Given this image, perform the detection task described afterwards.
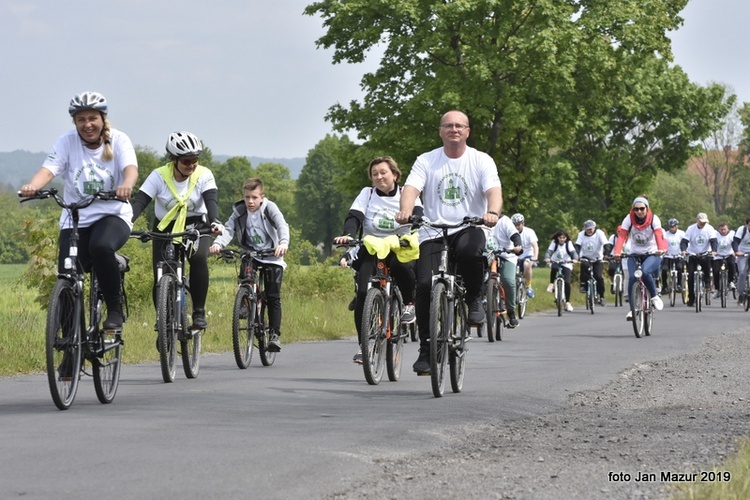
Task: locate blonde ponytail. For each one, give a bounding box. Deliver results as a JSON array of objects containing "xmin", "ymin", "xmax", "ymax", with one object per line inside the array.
[{"xmin": 102, "ymin": 117, "xmax": 113, "ymax": 161}]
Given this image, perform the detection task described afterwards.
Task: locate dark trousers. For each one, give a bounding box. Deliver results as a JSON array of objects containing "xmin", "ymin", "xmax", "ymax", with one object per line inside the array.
[
  {"xmin": 415, "ymin": 227, "xmax": 486, "ymax": 346},
  {"xmin": 712, "ymin": 255, "xmax": 736, "ymax": 289},
  {"xmin": 58, "ymin": 216, "xmax": 130, "ymax": 309},
  {"xmin": 580, "ymin": 260, "xmax": 604, "ymax": 297}
]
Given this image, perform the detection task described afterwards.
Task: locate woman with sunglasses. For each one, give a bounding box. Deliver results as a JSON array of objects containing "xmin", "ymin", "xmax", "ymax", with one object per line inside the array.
[
  {"xmin": 612, "ymin": 195, "xmax": 668, "ymax": 320},
  {"xmin": 131, "ymin": 131, "xmax": 222, "ymax": 330}
]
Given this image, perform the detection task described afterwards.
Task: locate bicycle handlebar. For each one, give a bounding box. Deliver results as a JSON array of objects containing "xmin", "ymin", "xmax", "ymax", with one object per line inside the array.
[
  {"xmin": 19, "ymin": 188, "xmax": 123, "ymax": 209},
  {"xmin": 131, "ymin": 227, "xmax": 212, "ymax": 243},
  {"xmin": 408, "ymin": 215, "xmax": 484, "ymax": 229},
  {"xmin": 218, "ymin": 247, "xmax": 277, "ymax": 261}
]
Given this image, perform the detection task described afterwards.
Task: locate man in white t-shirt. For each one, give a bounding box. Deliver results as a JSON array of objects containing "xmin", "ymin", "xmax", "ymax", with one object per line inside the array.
[
  {"xmin": 680, "ymin": 212, "xmax": 718, "ymax": 307},
  {"xmin": 511, "ymin": 213, "xmax": 538, "ymax": 298},
  {"xmin": 732, "ymin": 218, "xmax": 750, "ymax": 304},
  {"xmin": 660, "ymin": 218, "xmax": 686, "ymax": 294},
  {"xmin": 396, "ymin": 110, "xmax": 502, "ymax": 374}
]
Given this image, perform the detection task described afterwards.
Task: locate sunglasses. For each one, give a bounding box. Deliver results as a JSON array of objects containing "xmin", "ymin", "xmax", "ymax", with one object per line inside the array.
[{"xmin": 633, "ymin": 206, "xmax": 647, "ymax": 212}]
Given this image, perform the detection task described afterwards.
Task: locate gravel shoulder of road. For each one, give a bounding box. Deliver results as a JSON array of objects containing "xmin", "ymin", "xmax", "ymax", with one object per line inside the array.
[{"xmin": 327, "ymin": 328, "xmax": 750, "ymax": 499}]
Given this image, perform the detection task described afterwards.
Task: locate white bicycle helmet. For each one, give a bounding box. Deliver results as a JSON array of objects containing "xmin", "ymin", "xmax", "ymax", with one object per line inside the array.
[
  {"xmin": 166, "ymin": 131, "xmax": 203, "ymax": 157},
  {"xmin": 511, "ymin": 213, "xmax": 525, "ymax": 224},
  {"xmin": 68, "ymin": 91, "xmax": 108, "ymax": 116}
]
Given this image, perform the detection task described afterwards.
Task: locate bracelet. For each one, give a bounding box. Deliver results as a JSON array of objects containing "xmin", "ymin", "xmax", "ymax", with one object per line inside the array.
[{"xmin": 487, "ymin": 210, "xmax": 500, "ymax": 217}]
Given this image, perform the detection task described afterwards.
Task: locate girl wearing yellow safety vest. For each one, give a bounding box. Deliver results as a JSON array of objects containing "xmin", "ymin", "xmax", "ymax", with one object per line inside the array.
[{"xmin": 131, "ymin": 131, "xmax": 223, "ymax": 330}]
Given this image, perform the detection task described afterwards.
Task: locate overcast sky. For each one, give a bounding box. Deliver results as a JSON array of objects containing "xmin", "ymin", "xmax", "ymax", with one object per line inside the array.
[{"xmin": 1, "ymin": 0, "xmax": 747, "ymax": 159}]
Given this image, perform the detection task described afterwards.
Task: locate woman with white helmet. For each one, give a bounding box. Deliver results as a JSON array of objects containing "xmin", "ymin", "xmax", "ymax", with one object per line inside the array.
[
  {"xmin": 20, "ymin": 91, "xmax": 138, "ymax": 330},
  {"xmin": 131, "ymin": 131, "xmax": 222, "ymax": 330}
]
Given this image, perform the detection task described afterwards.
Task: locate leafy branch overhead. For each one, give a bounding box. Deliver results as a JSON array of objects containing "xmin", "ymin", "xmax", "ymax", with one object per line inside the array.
[{"xmin": 305, "ymin": 0, "xmax": 730, "ymax": 232}]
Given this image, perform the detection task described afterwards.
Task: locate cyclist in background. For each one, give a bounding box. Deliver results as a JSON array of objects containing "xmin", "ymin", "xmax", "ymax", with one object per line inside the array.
[
  {"xmin": 660, "ymin": 218, "xmax": 685, "ymax": 295},
  {"xmin": 732, "ymin": 217, "xmax": 750, "ymax": 305},
  {"xmin": 395, "ymin": 110, "xmax": 502, "ymax": 374},
  {"xmin": 544, "ymin": 229, "xmax": 578, "ymax": 312},
  {"xmin": 487, "ymin": 215, "xmax": 523, "ymax": 328},
  {"xmin": 613, "ymin": 196, "xmax": 667, "ymax": 320},
  {"xmin": 680, "ymin": 212, "xmax": 717, "ymax": 308},
  {"xmin": 574, "ymin": 220, "xmax": 611, "ymax": 306},
  {"xmin": 210, "ymin": 178, "xmax": 290, "ymax": 352},
  {"xmin": 607, "ymin": 226, "xmax": 630, "ymax": 297},
  {"xmin": 711, "ymin": 222, "xmax": 736, "ymax": 298},
  {"xmin": 131, "ymin": 132, "xmax": 221, "ymax": 330},
  {"xmin": 511, "ymin": 213, "xmax": 539, "ymax": 298},
  {"xmin": 333, "ymin": 156, "xmax": 423, "ymax": 363},
  {"xmin": 20, "ymin": 91, "xmax": 137, "ymax": 330}
]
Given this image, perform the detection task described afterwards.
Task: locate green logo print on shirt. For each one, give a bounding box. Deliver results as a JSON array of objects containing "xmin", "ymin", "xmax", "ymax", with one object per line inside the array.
[{"xmin": 438, "ymin": 173, "xmax": 468, "ymax": 207}]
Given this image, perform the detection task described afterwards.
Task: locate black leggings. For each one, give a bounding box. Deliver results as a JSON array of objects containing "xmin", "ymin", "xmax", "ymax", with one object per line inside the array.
[
  {"xmin": 415, "ymin": 227, "xmax": 486, "ymax": 346},
  {"xmin": 150, "ymin": 229, "xmax": 211, "ymax": 311},
  {"xmin": 58, "ymin": 216, "xmax": 130, "ymax": 309}
]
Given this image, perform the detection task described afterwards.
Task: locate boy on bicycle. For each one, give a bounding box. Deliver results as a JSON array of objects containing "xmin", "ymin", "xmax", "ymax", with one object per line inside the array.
[{"xmin": 210, "ymin": 178, "xmax": 290, "ymax": 352}]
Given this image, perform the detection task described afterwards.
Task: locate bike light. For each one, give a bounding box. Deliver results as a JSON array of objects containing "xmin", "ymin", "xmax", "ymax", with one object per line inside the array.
[{"xmin": 634, "ymin": 269, "xmax": 643, "ymax": 279}]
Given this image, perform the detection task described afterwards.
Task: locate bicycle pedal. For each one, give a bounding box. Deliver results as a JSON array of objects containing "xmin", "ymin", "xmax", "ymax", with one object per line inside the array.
[{"xmin": 415, "ymin": 370, "xmax": 430, "ymax": 376}]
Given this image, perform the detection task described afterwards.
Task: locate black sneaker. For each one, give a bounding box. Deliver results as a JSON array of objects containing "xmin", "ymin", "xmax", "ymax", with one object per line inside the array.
[
  {"xmin": 347, "ymin": 296, "xmax": 356, "ymax": 311},
  {"xmin": 267, "ymin": 333, "xmax": 282, "ymax": 352},
  {"xmin": 103, "ymin": 308, "xmax": 123, "ymax": 330},
  {"xmin": 352, "ymin": 348, "xmax": 363, "ymax": 364},
  {"xmin": 468, "ymin": 297, "xmax": 485, "ymax": 324},
  {"xmin": 579, "ymin": 285, "xmax": 586, "ymax": 293},
  {"xmin": 598, "ymin": 297, "xmax": 606, "ymax": 306},
  {"xmin": 192, "ymin": 309, "xmax": 207, "ymax": 329},
  {"xmin": 412, "ymin": 349, "xmax": 430, "ymax": 374},
  {"xmin": 507, "ymin": 310, "xmax": 519, "ymax": 329},
  {"xmin": 58, "ymin": 353, "xmax": 75, "ymax": 381}
]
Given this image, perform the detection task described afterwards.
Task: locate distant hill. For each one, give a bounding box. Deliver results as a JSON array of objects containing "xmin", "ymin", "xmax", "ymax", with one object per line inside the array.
[{"xmin": 0, "ymin": 151, "xmax": 304, "ymax": 189}]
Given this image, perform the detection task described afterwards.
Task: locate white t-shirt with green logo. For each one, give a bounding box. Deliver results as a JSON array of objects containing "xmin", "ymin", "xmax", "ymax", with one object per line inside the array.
[
  {"xmin": 406, "ymin": 146, "xmax": 501, "ymax": 242},
  {"xmin": 350, "ymin": 187, "xmax": 420, "ymax": 238},
  {"xmin": 42, "ymin": 128, "xmax": 136, "ymax": 229}
]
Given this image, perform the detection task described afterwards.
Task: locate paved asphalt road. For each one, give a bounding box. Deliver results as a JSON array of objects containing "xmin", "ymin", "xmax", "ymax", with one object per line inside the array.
[{"xmin": 2, "ymin": 295, "xmax": 747, "ymax": 499}]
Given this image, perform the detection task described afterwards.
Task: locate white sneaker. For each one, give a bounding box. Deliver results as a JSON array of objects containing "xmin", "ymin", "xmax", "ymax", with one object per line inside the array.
[
  {"xmin": 730, "ymin": 282, "xmax": 736, "ymax": 290},
  {"xmin": 626, "ymin": 310, "xmax": 633, "ymax": 321},
  {"xmin": 651, "ymin": 295, "xmax": 664, "ymax": 311},
  {"xmin": 401, "ymin": 304, "xmax": 416, "ymax": 324},
  {"xmin": 546, "ymin": 283, "xmax": 554, "ymax": 293},
  {"xmin": 565, "ymin": 303, "xmax": 573, "ymax": 312}
]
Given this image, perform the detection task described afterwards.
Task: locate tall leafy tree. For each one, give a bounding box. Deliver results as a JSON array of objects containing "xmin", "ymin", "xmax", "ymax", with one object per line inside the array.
[
  {"xmin": 304, "ymin": 0, "xmax": 709, "ymax": 220},
  {"xmin": 295, "ymin": 134, "xmax": 352, "ymax": 254}
]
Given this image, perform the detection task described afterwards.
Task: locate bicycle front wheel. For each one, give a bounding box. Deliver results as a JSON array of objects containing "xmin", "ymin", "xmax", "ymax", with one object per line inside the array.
[
  {"xmin": 555, "ymin": 279, "xmax": 564, "ymax": 317},
  {"xmin": 386, "ymin": 294, "xmax": 403, "ymax": 382},
  {"xmin": 669, "ymin": 273, "xmax": 677, "ymax": 307},
  {"xmin": 516, "ymin": 279, "xmax": 527, "ymax": 320},
  {"xmin": 720, "ymin": 271, "xmax": 728, "ymax": 309},
  {"xmin": 156, "ymin": 275, "xmax": 178, "ymax": 383},
  {"xmin": 180, "ymin": 286, "xmax": 201, "ymax": 379},
  {"xmin": 429, "ymin": 282, "xmax": 449, "ymax": 397},
  {"xmin": 46, "ymin": 279, "xmax": 82, "ymax": 410},
  {"xmin": 587, "ymin": 281, "xmax": 595, "ymax": 314},
  {"xmin": 631, "ymin": 282, "xmax": 645, "ymax": 338},
  {"xmin": 92, "ymin": 326, "xmax": 122, "ymax": 404},
  {"xmin": 485, "ymin": 279, "xmax": 497, "ymax": 343},
  {"xmin": 257, "ymin": 302, "xmax": 276, "ymax": 367},
  {"xmin": 360, "ymin": 288, "xmax": 387, "ymax": 385},
  {"xmin": 232, "ymin": 286, "xmax": 255, "ymax": 369},
  {"xmin": 449, "ymin": 297, "xmax": 468, "ymax": 393}
]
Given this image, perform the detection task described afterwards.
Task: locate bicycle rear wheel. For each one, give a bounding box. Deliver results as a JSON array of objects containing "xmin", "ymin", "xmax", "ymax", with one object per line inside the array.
[
  {"xmin": 386, "ymin": 295, "xmax": 404, "ymax": 382},
  {"xmin": 232, "ymin": 286, "xmax": 255, "ymax": 369},
  {"xmin": 360, "ymin": 288, "xmax": 387, "ymax": 385},
  {"xmin": 429, "ymin": 282, "xmax": 449, "ymax": 397},
  {"xmin": 631, "ymin": 282, "xmax": 645, "ymax": 338},
  {"xmin": 485, "ymin": 279, "xmax": 498, "ymax": 343},
  {"xmin": 156, "ymin": 275, "xmax": 178, "ymax": 383},
  {"xmin": 257, "ymin": 302, "xmax": 276, "ymax": 367},
  {"xmin": 46, "ymin": 279, "xmax": 82, "ymax": 410},
  {"xmin": 92, "ymin": 330, "xmax": 123, "ymax": 404},
  {"xmin": 516, "ymin": 278, "xmax": 527, "ymax": 319},
  {"xmin": 180, "ymin": 286, "xmax": 201, "ymax": 379},
  {"xmin": 449, "ymin": 298, "xmax": 468, "ymax": 393}
]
